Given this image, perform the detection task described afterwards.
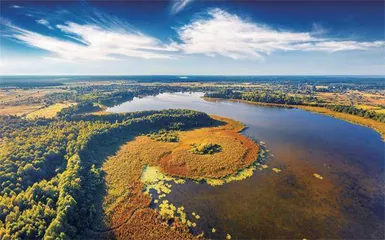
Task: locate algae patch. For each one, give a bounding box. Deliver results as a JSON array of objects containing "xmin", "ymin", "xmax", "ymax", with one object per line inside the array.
[
  {"xmin": 313, "ymin": 173, "xmax": 324, "ymax": 180},
  {"xmin": 141, "ymin": 165, "xmax": 185, "ymax": 195}
]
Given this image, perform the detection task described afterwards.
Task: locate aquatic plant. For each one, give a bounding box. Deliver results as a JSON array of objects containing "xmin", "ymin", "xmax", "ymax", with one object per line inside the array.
[
  {"xmin": 141, "ymin": 166, "xmax": 185, "ymax": 195},
  {"xmin": 313, "ymin": 173, "xmax": 324, "ymax": 180}
]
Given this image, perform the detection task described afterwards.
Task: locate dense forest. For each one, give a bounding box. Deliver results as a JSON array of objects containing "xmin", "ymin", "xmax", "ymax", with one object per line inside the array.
[{"xmin": 0, "ymin": 109, "xmax": 216, "ymax": 239}]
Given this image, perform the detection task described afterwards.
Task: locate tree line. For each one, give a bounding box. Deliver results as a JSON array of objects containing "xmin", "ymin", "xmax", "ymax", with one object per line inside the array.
[
  {"xmin": 0, "ymin": 109, "xmax": 215, "ymax": 239},
  {"xmin": 205, "ymin": 89, "xmax": 320, "ymax": 105},
  {"xmin": 327, "ymin": 105, "xmax": 385, "ymax": 123}
]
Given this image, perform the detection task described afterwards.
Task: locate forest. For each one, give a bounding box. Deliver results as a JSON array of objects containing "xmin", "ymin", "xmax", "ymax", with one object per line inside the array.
[{"xmin": 0, "ymin": 109, "xmax": 216, "ymax": 239}]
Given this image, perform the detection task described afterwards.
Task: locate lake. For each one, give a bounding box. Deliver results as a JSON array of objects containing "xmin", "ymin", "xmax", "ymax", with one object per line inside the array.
[{"xmin": 107, "ymin": 92, "xmax": 385, "ymax": 239}]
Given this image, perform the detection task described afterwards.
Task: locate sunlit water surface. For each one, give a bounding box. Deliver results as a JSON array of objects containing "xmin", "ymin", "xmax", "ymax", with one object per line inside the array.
[{"xmin": 108, "ymin": 92, "xmax": 385, "ymax": 239}]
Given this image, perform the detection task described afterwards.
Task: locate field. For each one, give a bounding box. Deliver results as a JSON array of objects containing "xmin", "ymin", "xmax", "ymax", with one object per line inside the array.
[
  {"xmin": 91, "ymin": 116, "xmax": 259, "ymax": 239},
  {"xmin": 26, "ymin": 102, "xmax": 76, "ymax": 119},
  {"xmin": 0, "ymin": 88, "xmax": 67, "ymax": 105},
  {"xmin": 0, "ymin": 104, "xmax": 42, "ymax": 116},
  {"xmin": 316, "ymin": 90, "xmax": 385, "ymax": 106}
]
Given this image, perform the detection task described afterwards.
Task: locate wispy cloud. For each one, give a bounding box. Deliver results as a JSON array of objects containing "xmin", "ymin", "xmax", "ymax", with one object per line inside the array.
[
  {"xmin": 36, "ymin": 19, "xmax": 53, "ymax": 29},
  {"xmin": 176, "ymin": 9, "xmax": 385, "ymax": 59},
  {"xmin": 2, "ymin": 20, "xmax": 178, "ymax": 61},
  {"xmin": 171, "ymin": 0, "xmax": 193, "ymax": 14},
  {"xmin": 2, "ymin": 7, "xmax": 384, "ymax": 62}
]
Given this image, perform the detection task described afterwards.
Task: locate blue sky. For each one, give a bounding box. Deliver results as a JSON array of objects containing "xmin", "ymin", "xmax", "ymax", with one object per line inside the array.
[{"xmin": 0, "ymin": 0, "xmax": 384, "ymax": 75}]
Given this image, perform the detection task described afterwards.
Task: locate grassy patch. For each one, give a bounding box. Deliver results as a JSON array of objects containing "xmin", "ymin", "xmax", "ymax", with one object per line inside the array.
[
  {"xmin": 191, "ymin": 143, "xmax": 222, "ymax": 155},
  {"xmin": 26, "ymin": 102, "xmax": 76, "ymax": 119},
  {"xmin": 0, "ymin": 105, "xmax": 42, "ymax": 116}
]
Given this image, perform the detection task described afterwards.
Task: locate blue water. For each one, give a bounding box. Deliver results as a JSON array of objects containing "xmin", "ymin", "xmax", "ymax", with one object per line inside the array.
[{"xmin": 108, "ymin": 92, "xmax": 385, "ymax": 239}]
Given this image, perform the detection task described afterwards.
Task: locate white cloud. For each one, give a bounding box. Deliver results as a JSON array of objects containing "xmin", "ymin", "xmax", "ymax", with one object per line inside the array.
[
  {"xmin": 177, "ymin": 9, "xmax": 385, "ymax": 59},
  {"xmin": 171, "ymin": 0, "xmax": 193, "ymax": 14},
  {"xmin": 3, "ymin": 21, "xmax": 178, "ymax": 61},
  {"xmin": 2, "ymin": 7, "xmax": 384, "ymax": 63},
  {"xmin": 10, "ymin": 5, "xmax": 22, "ymax": 9},
  {"xmin": 36, "ymin": 19, "xmax": 53, "ymax": 29}
]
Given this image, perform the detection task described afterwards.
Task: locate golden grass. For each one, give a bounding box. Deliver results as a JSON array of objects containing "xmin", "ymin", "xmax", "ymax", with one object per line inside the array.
[
  {"xmin": 26, "ymin": 102, "xmax": 76, "ymax": 119},
  {"xmin": 158, "ymin": 116, "xmax": 258, "ymax": 179},
  {"xmin": 95, "ymin": 116, "xmax": 259, "ymax": 239},
  {"xmin": 0, "ymin": 105, "xmax": 42, "ymax": 116}
]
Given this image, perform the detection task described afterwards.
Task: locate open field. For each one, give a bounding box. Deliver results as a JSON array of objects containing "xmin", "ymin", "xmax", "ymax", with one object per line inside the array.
[
  {"xmin": 0, "ymin": 88, "xmax": 67, "ymax": 105},
  {"xmin": 316, "ymin": 90, "xmax": 385, "ymax": 106},
  {"xmin": 26, "ymin": 102, "xmax": 76, "ymax": 119},
  {"xmin": 0, "ymin": 104, "xmax": 42, "ymax": 116},
  {"xmin": 94, "ymin": 116, "xmax": 259, "ymax": 239}
]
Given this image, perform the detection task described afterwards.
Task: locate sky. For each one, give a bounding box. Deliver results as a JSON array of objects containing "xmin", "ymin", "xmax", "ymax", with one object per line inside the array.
[{"xmin": 0, "ymin": 0, "xmax": 384, "ymax": 75}]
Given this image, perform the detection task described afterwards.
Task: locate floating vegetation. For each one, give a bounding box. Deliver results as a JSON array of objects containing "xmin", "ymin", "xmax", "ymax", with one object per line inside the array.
[
  {"xmin": 313, "ymin": 173, "xmax": 324, "ymax": 180},
  {"xmin": 206, "ymin": 166, "xmax": 255, "ymax": 186},
  {"xmin": 191, "ymin": 143, "xmax": 222, "ymax": 155},
  {"xmin": 177, "ymin": 206, "xmax": 187, "ymax": 224},
  {"xmin": 141, "ymin": 166, "xmax": 185, "ymax": 195},
  {"xmin": 272, "ymin": 168, "xmax": 281, "ymax": 173},
  {"xmin": 159, "ymin": 200, "xmax": 176, "ymax": 219}
]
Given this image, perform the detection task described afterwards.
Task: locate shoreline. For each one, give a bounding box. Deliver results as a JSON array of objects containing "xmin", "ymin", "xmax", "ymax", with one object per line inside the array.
[{"xmin": 204, "ymin": 97, "xmax": 385, "ymax": 140}]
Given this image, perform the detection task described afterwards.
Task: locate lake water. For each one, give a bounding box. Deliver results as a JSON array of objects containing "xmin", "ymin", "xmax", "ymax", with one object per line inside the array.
[{"xmin": 107, "ymin": 92, "xmax": 385, "ymax": 239}]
